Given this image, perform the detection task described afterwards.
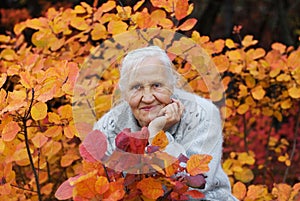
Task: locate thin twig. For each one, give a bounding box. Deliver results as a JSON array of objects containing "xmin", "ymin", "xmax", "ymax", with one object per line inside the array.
[
  {"xmin": 283, "ymin": 103, "xmax": 300, "ymax": 182},
  {"xmin": 11, "ymin": 184, "xmax": 38, "ymax": 193},
  {"xmin": 243, "ymin": 114, "xmax": 249, "ymax": 153},
  {"xmin": 263, "ymin": 118, "xmax": 274, "ymax": 183},
  {"xmin": 23, "ymin": 88, "xmax": 42, "ymax": 201}
]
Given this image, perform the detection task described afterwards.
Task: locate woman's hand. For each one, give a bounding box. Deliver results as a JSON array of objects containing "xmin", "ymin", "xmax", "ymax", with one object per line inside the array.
[{"xmin": 148, "ymin": 99, "xmax": 184, "ymax": 142}]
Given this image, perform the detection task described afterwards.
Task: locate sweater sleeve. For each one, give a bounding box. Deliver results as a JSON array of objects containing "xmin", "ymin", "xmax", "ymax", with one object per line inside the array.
[{"xmin": 177, "ymin": 96, "xmax": 238, "ymax": 201}]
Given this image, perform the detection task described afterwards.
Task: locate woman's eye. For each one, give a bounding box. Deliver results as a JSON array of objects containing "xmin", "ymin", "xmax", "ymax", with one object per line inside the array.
[
  {"xmin": 152, "ymin": 83, "xmax": 162, "ymax": 88},
  {"xmin": 131, "ymin": 84, "xmax": 142, "ymax": 90}
]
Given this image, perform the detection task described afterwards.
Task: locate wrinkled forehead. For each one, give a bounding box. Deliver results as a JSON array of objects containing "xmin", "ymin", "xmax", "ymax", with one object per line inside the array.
[{"xmin": 122, "ymin": 58, "xmax": 168, "ymax": 78}]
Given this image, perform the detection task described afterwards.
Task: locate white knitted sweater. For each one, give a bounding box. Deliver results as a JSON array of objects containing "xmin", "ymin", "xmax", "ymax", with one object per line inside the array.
[{"xmin": 93, "ymin": 89, "xmax": 238, "ymax": 201}]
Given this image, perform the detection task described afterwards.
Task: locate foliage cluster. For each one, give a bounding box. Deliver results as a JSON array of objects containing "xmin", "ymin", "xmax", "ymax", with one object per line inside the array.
[{"xmin": 0, "ymin": 0, "xmax": 300, "ymax": 200}]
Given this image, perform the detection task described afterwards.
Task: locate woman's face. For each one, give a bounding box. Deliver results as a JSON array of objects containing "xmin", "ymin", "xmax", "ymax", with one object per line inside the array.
[{"xmin": 124, "ymin": 58, "xmax": 173, "ymax": 127}]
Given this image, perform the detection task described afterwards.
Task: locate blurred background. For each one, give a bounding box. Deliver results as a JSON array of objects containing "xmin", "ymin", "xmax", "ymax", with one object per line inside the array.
[{"xmin": 1, "ymin": 0, "xmax": 299, "ymax": 48}]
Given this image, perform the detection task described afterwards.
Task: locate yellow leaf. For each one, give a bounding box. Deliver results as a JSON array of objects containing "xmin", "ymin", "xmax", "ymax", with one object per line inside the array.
[
  {"xmin": 225, "ymin": 38, "xmax": 236, "ymax": 49},
  {"xmin": 288, "ymin": 86, "xmax": 300, "ymax": 99},
  {"xmin": 73, "ymin": 5, "xmax": 86, "ymax": 14},
  {"xmin": 0, "ymin": 139, "xmax": 5, "ymax": 153},
  {"xmin": 245, "ymin": 75, "xmax": 256, "ymax": 88},
  {"xmin": 272, "ymin": 183, "xmax": 292, "ymax": 201},
  {"xmin": 177, "ymin": 18, "xmax": 197, "ymax": 31},
  {"xmin": 19, "ymin": 71, "xmax": 33, "ymax": 88},
  {"xmin": 48, "ymin": 112, "xmax": 61, "ymax": 124},
  {"xmin": 31, "ymin": 102, "xmax": 48, "ymax": 121},
  {"xmin": 107, "ymin": 20, "xmax": 128, "ymax": 35},
  {"xmin": 270, "ymin": 68, "xmax": 281, "ymax": 78},
  {"xmin": 133, "ymin": 0, "xmax": 145, "ymax": 11},
  {"xmin": 251, "ymin": 85, "xmax": 265, "ymax": 100},
  {"xmin": 234, "ymin": 167, "xmax": 254, "ymax": 183},
  {"xmin": 0, "ymin": 73, "xmax": 7, "ymax": 88},
  {"xmin": 91, "ymin": 23, "xmax": 107, "ymax": 41},
  {"xmin": 31, "ymin": 133, "xmax": 48, "ymax": 148},
  {"xmin": 237, "ymin": 152, "xmax": 255, "ymax": 165},
  {"xmin": 100, "ymin": 0, "xmax": 116, "ymax": 12},
  {"xmin": 14, "ymin": 22, "xmax": 27, "ymax": 35},
  {"xmin": 0, "ymin": 49, "xmax": 18, "ymax": 61},
  {"xmin": 0, "ymin": 35, "xmax": 10, "ymax": 43},
  {"xmin": 2, "ymin": 121, "xmax": 21, "ymax": 142},
  {"xmin": 227, "ymin": 49, "xmax": 243, "ymax": 61},
  {"xmin": 242, "ymin": 35, "xmax": 258, "ymax": 48},
  {"xmin": 237, "ymin": 103, "xmax": 249, "ymax": 115},
  {"xmin": 280, "ymin": 98, "xmax": 292, "ymax": 109}
]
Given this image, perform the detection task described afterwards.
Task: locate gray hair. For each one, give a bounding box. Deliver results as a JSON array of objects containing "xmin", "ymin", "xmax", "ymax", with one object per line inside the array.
[{"xmin": 118, "ymin": 46, "xmax": 177, "ymax": 93}]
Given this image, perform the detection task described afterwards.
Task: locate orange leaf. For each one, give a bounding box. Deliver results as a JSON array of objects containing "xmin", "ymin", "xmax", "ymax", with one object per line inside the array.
[
  {"xmin": 70, "ymin": 17, "xmax": 89, "ymax": 31},
  {"xmin": 213, "ymin": 55, "xmax": 229, "ymax": 73},
  {"xmin": 31, "ymin": 102, "xmax": 48, "ymax": 121},
  {"xmin": 251, "ymin": 85, "xmax": 265, "ymax": 100},
  {"xmin": 233, "ymin": 181, "xmax": 247, "ymax": 200},
  {"xmin": 175, "ymin": 0, "xmax": 189, "ymax": 20},
  {"xmin": 137, "ymin": 177, "xmax": 164, "ymax": 200},
  {"xmin": 31, "ymin": 133, "xmax": 48, "ymax": 148},
  {"xmin": 177, "ymin": 18, "xmax": 197, "ymax": 31},
  {"xmin": 63, "ymin": 124, "xmax": 77, "ymax": 138},
  {"xmin": 2, "ymin": 121, "xmax": 21, "ymax": 142},
  {"xmin": 186, "ymin": 154, "xmax": 212, "ymax": 176},
  {"xmin": 58, "ymin": 104, "xmax": 73, "ymax": 119},
  {"xmin": 20, "ymin": 71, "xmax": 33, "ymax": 88},
  {"xmin": 271, "ymin": 42, "xmax": 286, "ymax": 54},
  {"xmin": 107, "ymin": 20, "xmax": 128, "ymax": 35},
  {"xmin": 60, "ymin": 153, "xmax": 80, "ymax": 167},
  {"xmin": 95, "ymin": 176, "xmax": 109, "ymax": 194},
  {"xmin": 44, "ymin": 126, "xmax": 62, "ymax": 138},
  {"xmin": 151, "ymin": 130, "xmax": 169, "ymax": 149},
  {"xmin": 272, "ymin": 183, "xmax": 292, "ymax": 201},
  {"xmin": 237, "ymin": 103, "xmax": 249, "ymax": 115}
]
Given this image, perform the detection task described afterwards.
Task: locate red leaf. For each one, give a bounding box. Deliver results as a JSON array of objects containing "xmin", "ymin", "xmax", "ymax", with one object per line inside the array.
[
  {"xmin": 55, "ymin": 178, "xmax": 76, "ymax": 200},
  {"xmin": 177, "ymin": 18, "xmax": 197, "ymax": 31},
  {"xmin": 183, "ymin": 190, "xmax": 205, "ymax": 199},
  {"xmin": 82, "ymin": 130, "xmax": 107, "ymax": 161},
  {"xmin": 185, "ymin": 174, "xmax": 206, "ymax": 189},
  {"xmin": 115, "ymin": 127, "xmax": 149, "ymax": 154},
  {"xmin": 79, "ymin": 144, "xmax": 97, "ymax": 162}
]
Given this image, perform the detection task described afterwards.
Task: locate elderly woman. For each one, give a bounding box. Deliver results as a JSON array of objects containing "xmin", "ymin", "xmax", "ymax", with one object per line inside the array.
[{"xmin": 93, "ymin": 46, "xmax": 238, "ymax": 200}]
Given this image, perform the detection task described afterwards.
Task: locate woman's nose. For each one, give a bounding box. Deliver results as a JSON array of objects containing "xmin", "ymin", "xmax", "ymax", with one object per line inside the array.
[{"xmin": 141, "ymin": 88, "xmax": 155, "ymax": 102}]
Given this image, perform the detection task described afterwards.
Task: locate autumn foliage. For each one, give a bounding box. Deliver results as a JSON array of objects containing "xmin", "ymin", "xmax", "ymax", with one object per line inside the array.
[{"xmin": 0, "ymin": 0, "xmax": 300, "ymax": 200}]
